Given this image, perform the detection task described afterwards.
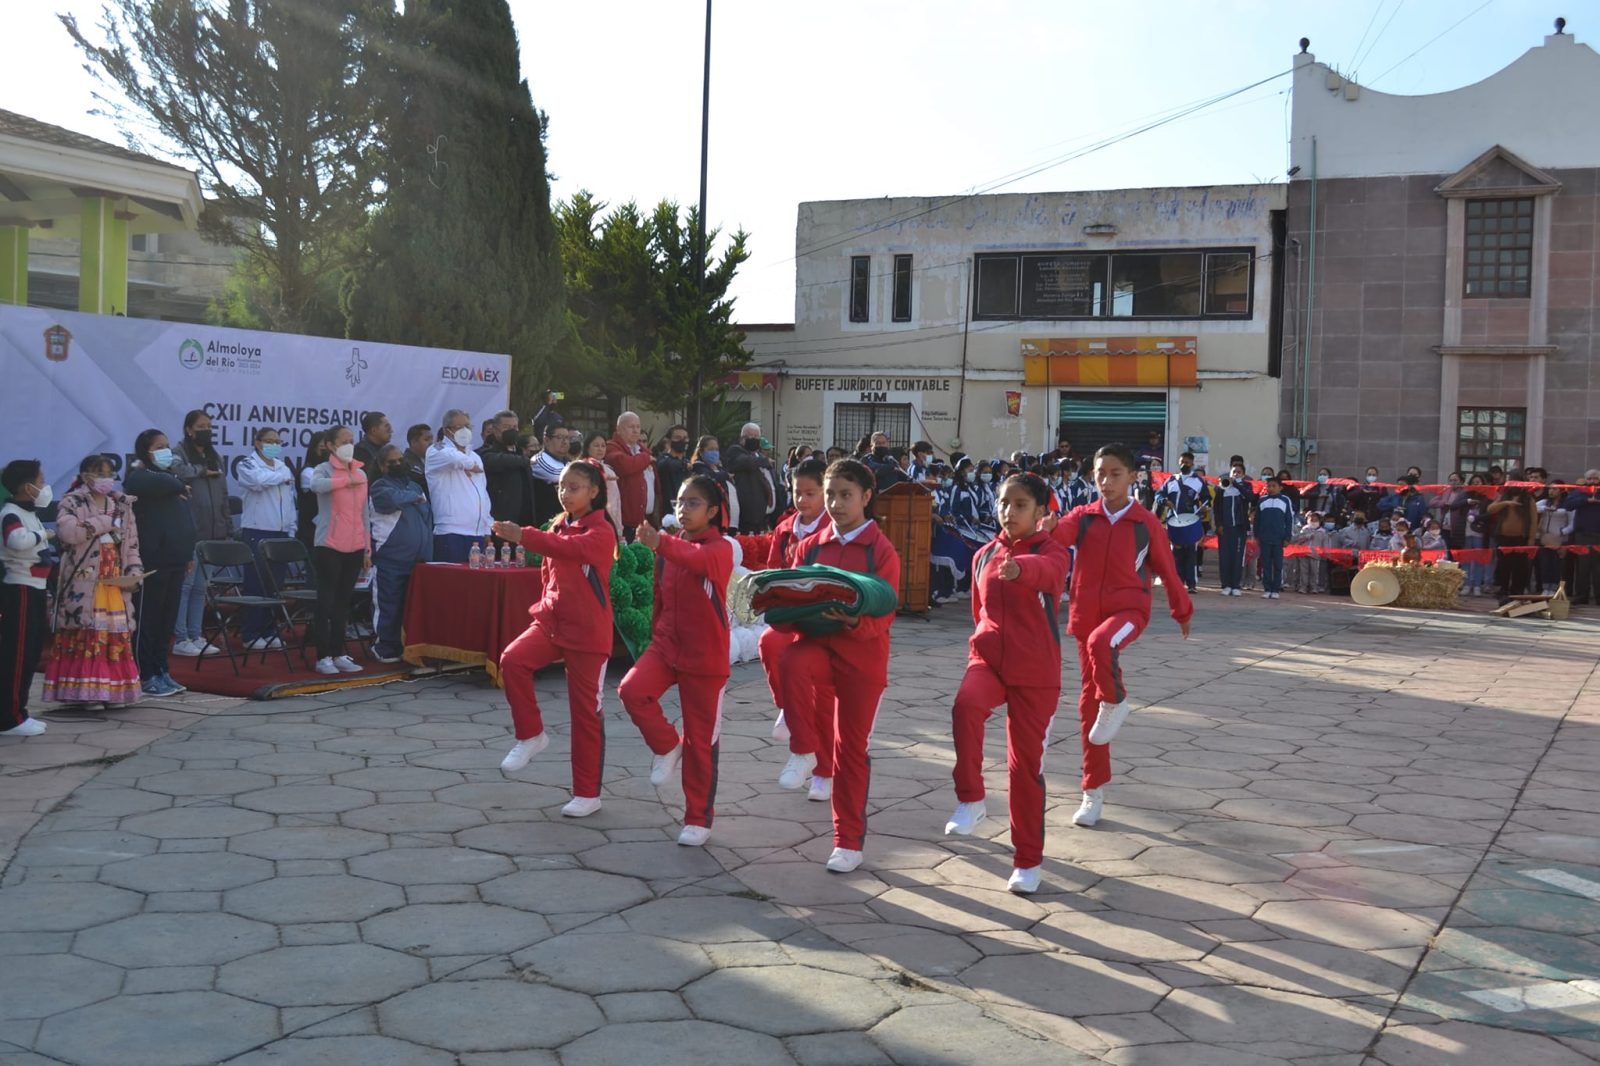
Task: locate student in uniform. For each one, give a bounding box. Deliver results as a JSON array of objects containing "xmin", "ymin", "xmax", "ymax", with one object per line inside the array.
[
  {"xmin": 1156, "ymin": 451, "xmax": 1207, "ymax": 593},
  {"xmin": 758, "ymin": 459, "xmax": 837, "ymax": 800},
  {"xmin": 1, "ymin": 461, "xmax": 55, "ymax": 736},
  {"xmin": 620, "ymin": 476, "xmax": 735, "ymax": 845},
  {"xmin": 1213, "ymin": 461, "xmax": 1256, "ymax": 596},
  {"xmin": 945, "ymin": 472, "xmax": 1071, "ymax": 894},
  {"xmin": 491, "ymin": 462, "xmax": 618, "ymax": 817},
  {"xmin": 1047, "ymin": 444, "xmax": 1192, "ymax": 829},
  {"xmin": 1254, "ymin": 476, "xmax": 1296, "ymax": 599},
  {"xmin": 777, "ymin": 459, "xmax": 901, "ymax": 873}
]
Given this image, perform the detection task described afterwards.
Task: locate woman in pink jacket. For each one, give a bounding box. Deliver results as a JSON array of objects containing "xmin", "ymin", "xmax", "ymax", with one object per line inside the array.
[{"xmin": 310, "ymin": 425, "xmax": 371, "ymax": 675}]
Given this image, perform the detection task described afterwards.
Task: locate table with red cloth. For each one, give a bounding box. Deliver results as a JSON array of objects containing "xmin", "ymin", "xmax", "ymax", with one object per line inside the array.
[{"xmin": 401, "ymin": 563, "xmax": 544, "ymax": 686}]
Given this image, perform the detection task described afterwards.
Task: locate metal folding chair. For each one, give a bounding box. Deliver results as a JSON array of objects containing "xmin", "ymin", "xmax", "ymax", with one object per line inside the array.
[
  {"xmin": 256, "ymin": 537, "xmax": 321, "ymax": 667},
  {"xmin": 193, "ymin": 540, "xmax": 293, "ymax": 675}
]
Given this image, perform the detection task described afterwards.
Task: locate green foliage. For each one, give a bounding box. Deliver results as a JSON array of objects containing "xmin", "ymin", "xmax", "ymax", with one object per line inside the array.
[
  {"xmin": 63, "ymin": 0, "xmax": 381, "ymax": 333},
  {"xmin": 208, "ymin": 240, "xmax": 353, "ymax": 338},
  {"xmin": 609, "ymin": 547, "xmax": 654, "ymax": 658},
  {"xmin": 555, "ymin": 192, "xmax": 751, "ymax": 428},
  {"xmin": 345, "ymin": 0, "xmax": 563, "ymax": 413}
]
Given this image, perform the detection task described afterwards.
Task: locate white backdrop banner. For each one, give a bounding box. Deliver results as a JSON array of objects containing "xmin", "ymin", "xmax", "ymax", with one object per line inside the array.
[{"xmin": 1, "ymin": 306, "xmax": 511, "ymax": 494}]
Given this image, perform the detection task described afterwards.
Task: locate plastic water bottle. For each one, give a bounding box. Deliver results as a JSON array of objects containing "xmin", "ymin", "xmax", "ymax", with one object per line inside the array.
[
  {"xmin": 469, "ymin": 541, "xmax": 483, "ymax": 569},
  {"xmin": 496, "ymin": 543, "xmax": 508, "ymax": 568},
  {"xmin": 515, "ymin": 544, "xmax": 526, "ymax": 568}
]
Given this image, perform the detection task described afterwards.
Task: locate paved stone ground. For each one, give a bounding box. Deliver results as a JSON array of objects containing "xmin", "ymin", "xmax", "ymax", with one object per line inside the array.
[{"xmin": 2, "ymin": 591, "xmax": 1599, "ymax": 1065}]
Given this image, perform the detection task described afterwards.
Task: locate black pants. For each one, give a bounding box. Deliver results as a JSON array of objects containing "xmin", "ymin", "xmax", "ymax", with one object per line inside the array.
[
  {"xmin": 313, "ymin": 547, "xmax": 364, "ymax": 659},
  {"xmin": 134, "ymin": 566, "xmax": 185, "ymax": 681},
  {"xmin": 1574, "ymin": 532, "xmax": 1600, "ymax": 603},
  {"xmin": 1494, "ymin": 548, "xmax": 1531, "ymax": 600},
  {"xmin": 0, "ymin": 583, "xmax": 47, "ymax": 729},
  {"xmin": 1172, "ymin": 544, "xmax": 1198, "ymax": 589}
]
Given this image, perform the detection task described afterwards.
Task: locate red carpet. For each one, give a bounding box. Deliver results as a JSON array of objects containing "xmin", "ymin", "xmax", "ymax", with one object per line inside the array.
[{"xmin": 166, "ymin": 642, "xmax": 413, "ymax": 700}]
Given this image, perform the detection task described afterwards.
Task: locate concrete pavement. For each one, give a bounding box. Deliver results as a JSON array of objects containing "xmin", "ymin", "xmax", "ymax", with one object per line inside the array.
[{"xmin": 2, "ymin": 591, "xmax": 1598, "ymax": 1065}]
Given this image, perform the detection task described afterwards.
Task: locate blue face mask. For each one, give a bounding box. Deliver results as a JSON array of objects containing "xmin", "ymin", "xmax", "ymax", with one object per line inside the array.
[
  {"xmin": 261, "ymin": 443, "xmax": 283, "ymax": 460},
  {"xmin": 703, "ymin": 450, "xmax": 720, "ymax": 465},
  {"xmin": 964, "ymin": 471, "xmax": 975, "ymax": 483},
  {"xmin": 151, "ymin": 447, "xmax": 173, "ymax": 469},
  {"xmin": 1323, "ymin": 522, "xmax": 1335, "ymax": 531},
  {"xmin": 940, "ymin": 478, "xmax": 952, "ymax": 489},
  {"xmin": 979, "ymin": 473, "xmax": 993, "ymax": 484}
]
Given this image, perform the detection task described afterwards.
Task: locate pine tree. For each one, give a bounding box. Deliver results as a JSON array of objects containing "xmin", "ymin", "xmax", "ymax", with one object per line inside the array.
[{"xmin": 346, "ymin": 0, "xmax": 563, "ymax": 412}]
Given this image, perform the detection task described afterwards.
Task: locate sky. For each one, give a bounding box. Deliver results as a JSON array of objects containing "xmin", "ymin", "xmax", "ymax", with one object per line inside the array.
[{"xmin": 2, "ymin": 0, "xmax": 1572, "ymax": 322}]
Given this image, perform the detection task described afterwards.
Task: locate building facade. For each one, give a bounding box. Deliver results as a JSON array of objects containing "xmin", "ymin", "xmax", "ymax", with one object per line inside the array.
[
  {"xmin": 1282, "ymin": 27, "xmax": 1600, "ymax": 480},
  {"xmin": 737, "ymin": 183, "xmax": 1287, "ymax": 470}
]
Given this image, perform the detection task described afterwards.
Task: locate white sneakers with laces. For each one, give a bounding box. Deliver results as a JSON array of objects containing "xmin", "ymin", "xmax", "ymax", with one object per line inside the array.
[
  {"xmin": 944, "ymin": 800, "xmax": 988, "ymax": 836},
  {"xmin": 314, "ymin": 657, "xmax": 340, "ymax": 675},
  {"xmin": 1, "ymin": 718, "xmax": 47, "ymax": 737},
  {"xmin": 825, "ymin": 847, "xmax": 863, "ymax": 873},
  {"xmin": 1007, "ymin": 866, "xmax": 1042, "ymax": 894},
  {"xmin": 1088, "ymin": 701, "xmax": 1132, "ymax": 745},
  {"xmin": 677, "ymin": 824, "xmax": 711, "ymax": 846},
  {"xmin": 332, "ymin": 655, "xmax": 362, "ymax": 673},
  {"xmin": 807, "ymin": 776, "xmax": 832, "ymax": 802},
  {"xmin": 650, "ymin": 744, "xmax": 683, "ymax": 786},
  {"xmin": 561, "ymin": 796, "xmax": 602, "ymax": 818},
  {"xmin": 500, "ymin": 732, "xmax": 549, "ymax": 772},
  {"xmin": 1072, "ymin": 787, "xmax": 1105, "ymax": 827},
  {"xmin": 779, "ymin": 752, "xmax": 818, "ymax": 790}
]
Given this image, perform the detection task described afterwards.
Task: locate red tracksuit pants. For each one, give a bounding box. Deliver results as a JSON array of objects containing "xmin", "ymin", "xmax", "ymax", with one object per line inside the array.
[
  {"xmin": 1075, "ymin": 610, "xmax": 1146, "ymax": 791},
  {"xmin": 951, "ymin": 660, "xmax": 1059, "ymax": 869},
  {"xmin": 499, "ymin": 622, "xmax": 609, "ymax": 799},
  {"xmin": 780, "ymin": 635, "xmax": 887, "ymax": 851},
  {"xmin": 757, "ymin": 626, "xmax": 836, "ymax": 777},
  {"xmin": 620, "ymin": 647, "xmax": 727, "ymax": 829}
]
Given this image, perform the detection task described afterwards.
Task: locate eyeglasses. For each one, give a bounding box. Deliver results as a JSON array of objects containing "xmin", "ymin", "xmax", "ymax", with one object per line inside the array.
[{"xmin": 674, "ymin": 498, "xmax": 709, "ymax": 511}]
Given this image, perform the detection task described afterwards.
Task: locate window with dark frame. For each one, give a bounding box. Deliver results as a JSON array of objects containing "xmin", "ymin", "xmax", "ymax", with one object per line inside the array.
[
  {"xmin": 849, "ymin": 255, "xmax": 871, "ymax": 322},
  {"xmin": 973, "ymin": 247, "xmax": 1254, "ymax": 320},
  {"xmin": 1455, "ymin": 407, "xmax": 1526, "ymax": 475},
  {"xmin": 1464, "ymin": 198, "xmax": 1533, "ymax": 298},
  {"xmin": 833, "ymin": 403, "xmax": 912, "ymax": 450},
  {"xmin": 892, "ymin": 254, "xmax": 913, "ymax": 322}
]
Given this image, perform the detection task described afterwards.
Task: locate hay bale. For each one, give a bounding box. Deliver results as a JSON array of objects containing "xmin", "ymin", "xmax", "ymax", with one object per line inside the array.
[{"xmin": 1367, "ymin": 561, "xmax": 1464, "ymax": 610}]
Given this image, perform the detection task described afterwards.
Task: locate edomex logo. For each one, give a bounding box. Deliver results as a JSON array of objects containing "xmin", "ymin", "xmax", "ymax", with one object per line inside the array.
[{"xmin": 178, "ymin": 338, "xmax": 204, "ymax": 370}]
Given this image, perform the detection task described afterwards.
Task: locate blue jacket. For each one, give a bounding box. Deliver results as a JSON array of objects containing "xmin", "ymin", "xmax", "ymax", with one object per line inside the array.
[
  {"xmin": 1213, "ymin": 483, "xmax": 1257, "ymax": 531},
  {"xmin": 1399, "ymin": 489, "xmax": 1429, "ymax": 526},
  {"xmin": 1254, "ymin": 494, "xmax": 1296, "ymax": 544},
  {"xmin": 370, "ymin": 475, "xmax": 433, "ymax": 567},
  {"xmin": 125, "ymin": 464, "xmax": 197, "ymax": 569},
  {"xmin": 1563, "ymin": 489, "xmax": 1600, "ymax": 536}
]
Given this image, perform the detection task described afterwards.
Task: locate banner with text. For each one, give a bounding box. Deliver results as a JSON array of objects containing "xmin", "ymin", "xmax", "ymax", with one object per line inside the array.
[{"xmin": 2, "ymin": 306, "xmax": 510, "ymax": 494}]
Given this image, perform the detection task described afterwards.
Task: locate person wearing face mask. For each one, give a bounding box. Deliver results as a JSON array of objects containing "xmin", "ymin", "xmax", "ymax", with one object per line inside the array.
[
  {"xmin": 724, "ymin": 421, "xmax": 776, "ymax": 535},
  {"xmin": 310, "ymin": 425, "xmax": 372, "ymax": 674},
  {"xmin": 44, "ymin": 455, "xmax": 145, "ymax": 708},
  {"xmin": 169, "ymin": 409, "xmax": 232, "ymax": 658},
  {"xmin": 1156, "ymin": 451, "xmax": 1208, "ymax": 593},
  {"xmin": 1287, "ymin": 511, "xmax": 1331, "ymax": 594},
  {"xmin": 1303, "ymin": 468, "xmax": 1344, "ymax": 525},
  {"xmin": 689, "ymin": 435, "xmax": 740, "ymax": 531},
  {"xmin": 125, "ymin": 430, "xmax": 196, "ymax": 695},
  {"xmin": 236, "ymin": 427, "xmax": 297, "ymax": 650},
  {"xmin": 1213, "ymin": 464, "xmax": 1256, "ymax": 596},
  {"xmin": 1429, "ymin": 472, "xmax": 1471, "ymax": 553},
  {"xmin": 476, "ymin": 409, "xmax": 536, "ymax": 533},
  {"xmin": 860, "ymin": 431, "xmax": 907, "ymax": 493},
  {"xmin": 369, "ymin": 444, "xmax": 433, "ymax": 663},
  {"xmin": 1, "ymin": 460, "xmax": 58, "ymax": 734},
  {"xmin": 655, "ymin": 425, "xmax": 692, "ymax": 514},
  {"xmin": 425, "ymin": 408, "xmax": 493, "ymax": 563}
]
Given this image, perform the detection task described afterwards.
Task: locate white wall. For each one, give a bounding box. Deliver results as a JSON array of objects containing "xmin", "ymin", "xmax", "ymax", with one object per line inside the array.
[{"xmin": 1290, "ymin": 32, "xmax": 1600, "ymax": 179}]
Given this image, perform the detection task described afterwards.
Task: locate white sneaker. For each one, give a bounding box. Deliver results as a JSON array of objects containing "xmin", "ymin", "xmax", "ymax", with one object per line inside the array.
[
  {"xmin": 771, "ymin": 710, "xmax": 790, "ymax": 741},
  {"xmin": 678, "ymin": 824, "xmax": 711, "ymax": 846},
  {"xmin": 332, "ymin": 655, "xmax": 362, "ymax": 673},
  {"xmin": 246, "ymin": 636, "xmax": 284, "ymax": 651},
  {"xmin": 944, "ymin": 800, "xmax": 988, "ymax": 836},
  {"xmin": 314, "ymin": 657, "xmax": 340, "ymax": 675},
  {"xmin": 1272, "ymin": 591, "xmax": 1282, "ymax": 599},
  {"xmin": 1073, "ymin": 787, "xmax": 1105, "ymax": 827},
  {"xmin": 1, "ymin": 718, "xmax": 47, "ymax": 737},
  {"xmin": 170, "ymin": 639, "xmax": 202, "ymax": 657},
  {"xmin": 779, "ymin": 752, "xmax": 818, "ymax": 790},
  {"xmin": 1008, "ymin": 865, "xmax": 1042, "ymax": 894},
  {"xmin": 1088, "ymin": 700, "xmax": 1132, "ymax": 745},
  {"xmin": 1261, "ymin": 591, "xmax": 1273, "ymax": 599},
  {"xmin": 649, "ymin": 743, "xmax": 683, "ymax": 786},
  {"xmin": 826, "ymin": 847, "xmax": 863, "ymax": 873},
  {"xmin": 807, "ymin": 776, "xmax": 832, "ymax": 802},
  {"xmin": 195, "ymin": 640, "xmax": 222, "ymax": 657},
  {"xmin": 562, "ymin": 796, "xmax": 603, "ymax": 818},
  {"xmin": 1231, "ymin": 588, "xmax": 1243, "ymax": 596},
  {"xmin": 500, "ymin": 732, "xmax": 549, "ymax": 771}
]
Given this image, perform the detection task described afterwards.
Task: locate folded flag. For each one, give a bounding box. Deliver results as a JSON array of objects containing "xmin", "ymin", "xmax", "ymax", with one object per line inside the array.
[{"xmin": 750, "ymin": 565, "xmax": 899, "ymax": 635}]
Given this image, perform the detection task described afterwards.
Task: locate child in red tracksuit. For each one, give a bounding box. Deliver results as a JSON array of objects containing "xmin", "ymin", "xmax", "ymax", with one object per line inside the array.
[
  {"xmin": 1048, "ymin": 443, "xmax": 1193, "ymax": 829},
  {"xmin": 777, "ymin": 459, "xmax": 901, "ymax": 873},
  {"xmin": 758, "ymin": 458, "xmax": 837, "ymax": 801},
  {"xmin": 492, "ymin": 462, "xmax": 618, "ymax": 819},
  {"xmin": 946, "ymin": 473, "xmax": 1071, "ymax": 895},
  {"xmin": 621, "ymin": 475, "xmax": 734, "ymax": 847}
]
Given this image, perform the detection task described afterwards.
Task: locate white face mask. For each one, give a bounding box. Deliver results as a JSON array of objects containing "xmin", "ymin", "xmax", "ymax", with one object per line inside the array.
[
  {"xmin": 32, "ymin": 483, "xmax": 52, "ymax": 508},
  {"xmin": 452, "ymin": 427, "xmax": 473, "ymax": 448},
  {"xmin": 334, "ymin": 443, "xmax": 356, "ymax": 463}
]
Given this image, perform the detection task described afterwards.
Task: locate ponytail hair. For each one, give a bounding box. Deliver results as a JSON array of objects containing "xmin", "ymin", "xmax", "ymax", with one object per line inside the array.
[
  {"xmin": 824, "ymin": 458, "xmax": 878, "ymax": 519},
  {"xmin": 563, "ymin": 459, "xmax": 620, "ymax": 539},
  {"xmin": 678, "ymin": 473, "xmax": 727, "ymax": 532}
]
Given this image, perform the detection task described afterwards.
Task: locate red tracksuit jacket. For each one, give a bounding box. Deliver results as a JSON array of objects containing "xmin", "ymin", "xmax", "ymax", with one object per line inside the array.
[
  {"xmin": 968, "ymin": 530, "xmax": 1071, "ymax": 688},
  {"xmin": 788, "ymin": 520, "xmax": 901, "ymax": 646},
  {"xmin": 649, "ymin": 528, "xmax": 734, "ymax": 677},
  {"xmin": 765, "ymin": 511, "xmax": 829, "ymax": 569},
  {"xmin": 518, "ymin": 510, "xmax": 617, "ymax": 653},
  {"xmin": 1050, "ymin": 500, "xmax": 1193, "ymax": 637}
]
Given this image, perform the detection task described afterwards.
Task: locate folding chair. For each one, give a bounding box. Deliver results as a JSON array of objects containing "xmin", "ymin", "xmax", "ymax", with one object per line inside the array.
[
  {"xmin": 257, "ymin": 537, "xmax": 321, "ymax": 667},
  {"xmin": 193, "ymin": 540, "xmax": 294, "ymax": 675}
]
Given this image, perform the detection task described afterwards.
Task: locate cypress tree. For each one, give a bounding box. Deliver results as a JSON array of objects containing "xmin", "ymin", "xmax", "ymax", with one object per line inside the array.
[{"xmin": 347, "ymin": 0, "xmax": 562, "ymax": 411}]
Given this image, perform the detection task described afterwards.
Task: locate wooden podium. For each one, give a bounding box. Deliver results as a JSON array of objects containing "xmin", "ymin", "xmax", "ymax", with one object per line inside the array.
[{"xmin": 876, "ymin": 481, "xmax": 933, "ymax": 615}]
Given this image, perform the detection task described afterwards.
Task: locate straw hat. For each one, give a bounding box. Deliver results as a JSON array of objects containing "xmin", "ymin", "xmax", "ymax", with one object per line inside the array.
[{"xmin": 1350, "ymin": 566, "xmax": 1402, "ymax": 607}]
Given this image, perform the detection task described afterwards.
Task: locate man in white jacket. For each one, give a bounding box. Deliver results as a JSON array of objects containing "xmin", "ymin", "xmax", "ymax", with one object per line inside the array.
[
  {"xmin": 426, "ymin": 408, "xmax": 493, "ymax": 563},
  {"xmin": 236, "ymin": 428, "xmax": 298, "ymax": 650}
]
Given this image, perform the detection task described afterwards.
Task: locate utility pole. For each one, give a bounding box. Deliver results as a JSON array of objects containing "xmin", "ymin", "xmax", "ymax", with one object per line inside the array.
[{"xmin": 693, "ymin": 0, "xmax": 712, "ymax": 436}]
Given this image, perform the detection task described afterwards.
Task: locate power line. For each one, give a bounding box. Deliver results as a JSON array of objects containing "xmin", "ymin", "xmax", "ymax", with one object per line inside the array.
[
  {"xmin": 1352, "ymin": 0, "xmax": 1408, "ymax": 75},
  {"xmin": 1346, "ymin": 0, "xmax": 1390, "ymax": 74},
  {"xmin": 777, "ymin": 67, "xmax": 1294, "ymax": 267},
  {"xmin": 1367, "ymin": 0, "xmax": 1496, "ymax": 87}
]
